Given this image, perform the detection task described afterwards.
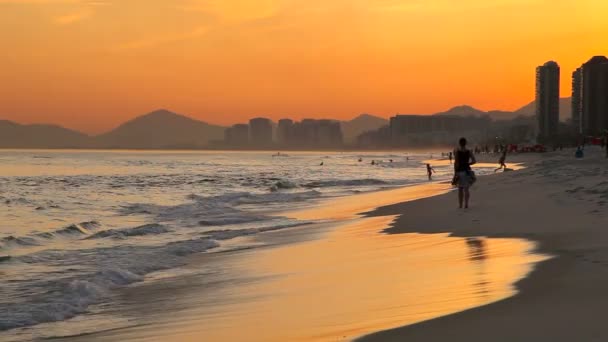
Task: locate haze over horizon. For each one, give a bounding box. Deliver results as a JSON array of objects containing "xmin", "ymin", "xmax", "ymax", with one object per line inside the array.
[{"xmin": 1, "ymin": 0, "xmax": 606, "ymax": 134}]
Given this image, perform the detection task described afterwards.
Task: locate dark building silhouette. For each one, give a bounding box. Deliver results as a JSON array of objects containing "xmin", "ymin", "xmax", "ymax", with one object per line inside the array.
[
  {"xmin": 580, "ymin": 56, "xmax": 608, "ymax": 136},
  {"xmin": 249, "ymin": 118, "xmax": 273, "ymax": 147},
  {"xmin": 277, "ymin": 119, "xmax": 294, "ymax": 144},
  {"xmin": 389, "ymin": 115, "xmax": 491, "ymax": 147},
  {"xmin": 535, "ymin": 61, "xmax": 560, "ymax": 142},
  {"xmin": 572, "ymin": 67, "xmax": 583, "ymax": 134},
  {"xmin": 289, "ymin": 119, "xmax": 343, "ymax": 148},
  {"xmin": 224, "ymin": 123, "xmax": 249, "ymax": 146}
]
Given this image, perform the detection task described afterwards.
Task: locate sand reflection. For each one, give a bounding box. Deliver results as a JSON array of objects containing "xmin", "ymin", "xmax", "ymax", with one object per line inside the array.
[{"xmin": 165, "ymin": 216, "xmax": 546, "ymax": 341}]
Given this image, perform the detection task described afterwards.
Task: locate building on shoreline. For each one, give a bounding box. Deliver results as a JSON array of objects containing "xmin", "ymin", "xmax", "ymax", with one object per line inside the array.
[
  {"xmin": 249, "ymin": 118, "xmax": 273, "ymax": 147},
  {"xmin": 224, "ymin": 123, "xmax": 249, "ymax": 147},
  {"xmin": 291, "ymin": 119, "xmax": 343, "ymax": 148},
  {"xmin": 535, "ymin": 61, "xmax": 560, "ymax": 143},
  {"xmin": 572, "ymin": 67, "xmax": 583, "ymax": 135},
  {"xmin": 579, "ymin": 56, "xmax": 608, "ymax": 136},
  {"xmin": 389, "ymin": 114, "xmax": 491, "ymax": 147},
  {"xmin": 277, "ymin": 119, "xmax": 294, "ymax": 145}
]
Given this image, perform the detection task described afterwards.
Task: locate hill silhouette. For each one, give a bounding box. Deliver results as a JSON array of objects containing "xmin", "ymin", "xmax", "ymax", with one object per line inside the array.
[
  {"xmin": 341, "ymin": 114, "xmax": 388, "ymax": 143},
  {"xmin": 0, "ymin": 99, "xmax": 575, "ymax": 149},
  {"xmin": 92, "ymin": 110, "xmax": 225, "ymax": 149},
  {"xmin": 0, "ymin": 120, "xmax": 90, "ymax": 148},
  {"xmin": 515, "ymin": 97, "xmax": 571, "ymax": 121}
]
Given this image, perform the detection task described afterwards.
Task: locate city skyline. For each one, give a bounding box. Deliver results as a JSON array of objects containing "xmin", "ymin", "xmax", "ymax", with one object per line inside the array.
[{"xmin": 1, "ymin": 0, "xmax": 607, "ymax": 134}]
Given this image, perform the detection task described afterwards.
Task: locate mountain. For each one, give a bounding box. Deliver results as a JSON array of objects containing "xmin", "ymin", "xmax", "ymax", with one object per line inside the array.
[
  {"xmin": 435, "ymin": 98, "xmax": 572, "ymax": 121},
  {"xmin": 515, "ymin": 97, "xmax": 571, "ymax": 121},
  {"xmin": 341, "ymin": 114, "xmax": 389, "ymax": 143},
  {"xmin": 434, "ymin": 105, "xmax": 487, "ymax": 117},
  {"xmin": 92, "ymin": 110, "xmax": 225, "ymax": 149},
  {"xmin": 0, "ymin": 120, "xmax": 91, "ymax": 148}
]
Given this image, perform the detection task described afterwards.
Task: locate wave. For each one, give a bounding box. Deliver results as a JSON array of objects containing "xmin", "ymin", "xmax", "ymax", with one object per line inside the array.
[
  {"xmin": 3, "ymin": 237, "xmax": 220, "ymax": 331},
  {"xmin": 1, "ymin": 236, "xmax": 39, "ymax": 248},
  {"xmin": 86, "ymin": 224, "xmax": 170, "ymax": 240},
  {"xmin": 92, "ymin": 224, "xmax": 166, "ymax": 239},
  {"xmin": 303, "ymin": 179, "xmax": 392, "ymax": 188},
  {"xmin": 0, "ymin": 255, "xmax": 11, "ymax": 263},
  {"xmin": 121, "ymin": 191, "xmax": 320, "ymax": 228},
  {"xmin": 35, "ymin": 221, "xmax": 101, "ymax": 239},
  {"xmin": 203, "ymin": 222, "xmax": 312, "ymax": 241},
  {"xmin": 270, "ymin": 179, "xmax": 298, "ymax": 192}
]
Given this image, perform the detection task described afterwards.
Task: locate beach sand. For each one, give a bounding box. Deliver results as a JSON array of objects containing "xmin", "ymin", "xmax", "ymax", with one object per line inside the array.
[
  {"xmin": 360, "ymin": 147, "xmax": 608, "ymax": 341},
  {"xmin": 54, "ymin": 148, "xmax": 607, "ymax": 342}
]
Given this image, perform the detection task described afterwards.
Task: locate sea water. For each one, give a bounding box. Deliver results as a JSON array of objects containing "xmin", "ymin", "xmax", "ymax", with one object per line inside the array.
[{"xmin": 0, "ymin": 149, "xmax": 501, "ymax": 340}]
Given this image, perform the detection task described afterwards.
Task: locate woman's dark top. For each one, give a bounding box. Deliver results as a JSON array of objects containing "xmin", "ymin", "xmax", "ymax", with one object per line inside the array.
[{"xmin": 455, "ymin": 149, "xmax": 471, "ymax": 172}]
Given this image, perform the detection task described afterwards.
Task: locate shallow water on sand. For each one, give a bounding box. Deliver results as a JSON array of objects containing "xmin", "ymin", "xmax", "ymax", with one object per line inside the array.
[{"xmin": 47, "ymin": 184, "xmax": 548, "ymax": 342}]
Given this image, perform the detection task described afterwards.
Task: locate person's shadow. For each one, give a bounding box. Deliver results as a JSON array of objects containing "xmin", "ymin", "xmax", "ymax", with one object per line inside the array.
[{"xmin": 466, "ymin": 237, "xmax": 490, "ymax": 299}]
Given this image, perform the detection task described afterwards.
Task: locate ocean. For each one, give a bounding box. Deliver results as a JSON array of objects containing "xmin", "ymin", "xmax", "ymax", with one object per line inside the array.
[{"xmin": 0, "ymin": 150, "xmax": 540, "ymax": 341}]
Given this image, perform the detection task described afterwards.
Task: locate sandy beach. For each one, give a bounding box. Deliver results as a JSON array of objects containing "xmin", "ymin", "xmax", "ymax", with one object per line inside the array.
[
  {"xmin": 360, "ymin": 147, "xmax": 608, "ymax": 341},
  {"xmin": 37, "ymin": 148, "xmax": 608, "ymax": 342}
]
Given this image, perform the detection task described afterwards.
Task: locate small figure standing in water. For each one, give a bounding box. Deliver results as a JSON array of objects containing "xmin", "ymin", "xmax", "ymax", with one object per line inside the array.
[
  {"xmin": 426, "ymin": 163, "xmax": 435, "ymax": 181},
  {"xmin": 371, "ymin": 160, "xmax": 376, "ymax": 165},
  {"xmin": 448, "ymin": 151, "xmax": 453, "ymax": 164}
]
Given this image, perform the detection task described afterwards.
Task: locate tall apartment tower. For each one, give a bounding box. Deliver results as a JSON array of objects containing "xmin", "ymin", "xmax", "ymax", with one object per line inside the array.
[
  {"xmin": 249, "ymin": 118, "xmax": 273, "ymax": 146},
  {"xmin": 571, "ymin": 67, "xmax": 583, "ymax": 134},
  {"xmin": 277, "ymin": 119, "xmax": 294, "ymax": 145},
  {"xmin": 580, "ymin": 56, "xmax": 608, "ymax": 136},
  {"xmin": 535, "ymin": 61, "xmax": 560, "ymax": 142}
]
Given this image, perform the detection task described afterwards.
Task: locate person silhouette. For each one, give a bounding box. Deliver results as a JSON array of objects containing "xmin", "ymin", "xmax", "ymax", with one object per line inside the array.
[{"xmin": 454, "ymin": 137, "xmax": 477, "ymax": 209}]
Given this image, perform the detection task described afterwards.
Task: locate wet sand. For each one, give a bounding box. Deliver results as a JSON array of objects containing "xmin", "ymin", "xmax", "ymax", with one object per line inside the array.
[
  {"xmin": 55, "ymin": 161, "xmax": 549, "ymax": 341},
  {"xmin": 360, "ymin": 148, "xmax": 608, "ymax": 341}
]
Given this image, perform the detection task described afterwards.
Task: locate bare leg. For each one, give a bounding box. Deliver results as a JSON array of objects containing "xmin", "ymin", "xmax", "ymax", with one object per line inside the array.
[
  {"xmin": 464, "ymin": 188, "xmax": 470, "ymax": 208},
  {"xmin": 458, "ymin": 188, "xmax": 464, "ymax": 208}
]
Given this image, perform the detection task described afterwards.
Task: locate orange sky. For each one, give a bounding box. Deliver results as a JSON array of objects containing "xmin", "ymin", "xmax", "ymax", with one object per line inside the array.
[{"xmin": 1, "ymin": 0, "xmax": 607, "ymax": 134}]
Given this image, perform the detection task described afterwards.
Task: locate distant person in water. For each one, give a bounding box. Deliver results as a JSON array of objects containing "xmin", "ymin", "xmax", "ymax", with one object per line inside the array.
[
  {"xmin": 448, "ymin": 151, "xmax": 453, "ymax": 164},
  {"xmin": 426, "ymin": 164, "xmax": 435, "ymax": 180},
  {"xmin": 494, "ymin": 150, "xmax": 507, "ymax": 173},
  {"xmin": 320, "ymin": 161, "xmax": 324, "ymax": 166},
  {"xmin": 454, "ymin": 137, "xmax": 477, "ymax": 209}
]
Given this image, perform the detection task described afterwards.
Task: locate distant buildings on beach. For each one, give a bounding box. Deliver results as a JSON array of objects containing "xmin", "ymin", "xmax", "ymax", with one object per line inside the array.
[
  {"xmin": 535, "ymin": 55, "xmax": 608, "ymax": 143},
  {"xmin": 222, "ymin": 55, "xmax": 608, "ymax": 150},
  {"xmin": 571, "ymin": 56, "xmax": 608, "ymax": 136},
  {"xmin": 535, "ymin": 61, "xmax": 560, "ymax": 143},
  {"xmin": 388, "ymin": 115, "xmax": 492, "ymax": 147},
  {"xmin": 223, "ymin": 117, "xmax": 344, "ymax": 149}
]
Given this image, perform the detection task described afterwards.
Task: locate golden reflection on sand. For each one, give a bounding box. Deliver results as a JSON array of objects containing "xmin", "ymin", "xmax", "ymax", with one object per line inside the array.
[{"xmin": 163, "ymin": 184, "xmax": 547, "ymax": 342}]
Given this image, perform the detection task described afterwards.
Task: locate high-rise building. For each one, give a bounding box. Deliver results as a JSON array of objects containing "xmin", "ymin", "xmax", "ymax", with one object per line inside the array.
[
  {"xmin": 224, "ymin": 123, "xmax": 249, "ymax": 146},
  {"xmin": 580, "ymin": 56, "xmax": 608, "ymax": 136},
  {"xmin": 249, "ymin": 118, "xmax": 273, "ymax": 146},
  {"xmin": 389, "ymin": 115, "xmax": 491, "ymax": 147},
  {"xmin": 277, "ymin": 119, "xmax": 294, "ymax": 145},
  {"xmin": 535, "ymin": 61, "xmax": 560, "ymax": 142},
  {"xmin": 572, "ymin": 67, "xmax": 583, "ymax": 134}
]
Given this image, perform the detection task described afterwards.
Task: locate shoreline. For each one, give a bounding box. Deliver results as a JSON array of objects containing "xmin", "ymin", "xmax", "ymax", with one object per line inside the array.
[
  {"xmin": 359, "ymin": 148, "xmax": 608, "ymax": 341},
  {"xmin": 49, "ymin": 155, "xmax": 548, "ymax": 342}
]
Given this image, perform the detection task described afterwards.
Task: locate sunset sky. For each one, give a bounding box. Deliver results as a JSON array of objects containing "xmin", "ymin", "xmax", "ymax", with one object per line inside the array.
[{"xmin": 1, "ymin": 0, "xmax": 607, "ymax": 134}]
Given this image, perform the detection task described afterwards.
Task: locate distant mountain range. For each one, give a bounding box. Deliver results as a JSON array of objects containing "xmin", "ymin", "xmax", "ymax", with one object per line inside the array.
[
  {"xmin": 0, "ymin": 98, "xmax": 572, "ymax": 149},
  {"xmin": 341, "ymin": 114, "xmax": 389, "ymax": 143},
  {"xmin": 434, "ymin": 97, "xmax": 571, "ymax": 121},
  {"xmin": 0, "ymin": 120, "xmax": 90, "ymax": 149},
  {"xmin": 94, "ymin": 109, "xmax": 224, "ymax": 149}
]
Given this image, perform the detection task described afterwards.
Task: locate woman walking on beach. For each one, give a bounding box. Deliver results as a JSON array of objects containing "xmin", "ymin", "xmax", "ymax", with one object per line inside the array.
[{"xmin": 454, "ymin": 137, "xmax": 476, "ymax": 209}]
